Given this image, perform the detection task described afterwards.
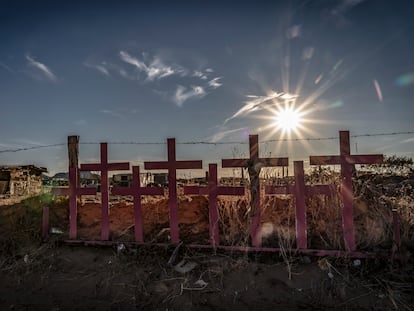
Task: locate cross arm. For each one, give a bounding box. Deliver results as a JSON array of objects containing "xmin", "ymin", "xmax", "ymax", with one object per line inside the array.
[
  {"xmin": 222, "ymin": 159, "xmax": 249, "ymax": 168},
  {"xmin": 176, "ymin": 160, "xmax": 203, "ymax": 169},
  {"xmin": 217, "ymin": 186, "xmax": 245, "ymax": 196},
  {"xmin": 184, "ymin": 186, "xmax": 209, "ymax": 195},
  {"xmin": 258, "ymin": 157, "xmax": 289, "ymax": 167},
  {"xmin": 309, "ymin": 155, "xmax": 341, "ymax": 165},
  {"xmin": 144, "ymin": 161, "xmax": 168, "ymax": 170},
  {"xmin": 265, "ymin": 185, "xmax": 295, "ymax": 195},
  {"xmin": 345, "ymin": 154, "xmax": 383, "ymax": 165}
]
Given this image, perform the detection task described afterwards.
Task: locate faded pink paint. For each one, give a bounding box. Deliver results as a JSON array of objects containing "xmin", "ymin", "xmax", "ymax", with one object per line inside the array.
[
  {"xmin": 184, "ymin": 163, "xmax": 244, "ymax": 247},
  {"xmin": 52, "ymin": 167, "xmax": 96, "ymax": 239},
  {"xmin": 222, "ymin": 135, "xmax": 288, "ymax": 247},
  {"xmin": 80, "ymin": 143, "xmax": 129, "ymax": 241},
  {"xmin": 111, "ymin": 166, "xmax": 164, "ymax": 242},
  {"xmin": 310, "ymin": 131, "xmax": 383, "ymax": 252},
  {"xmin": 144, "ymin": 138, "xmax": 202, "ymax": 243},
  {"xmin": 266, "ymin": 161, "xmax": 336, "ymax": 249}
]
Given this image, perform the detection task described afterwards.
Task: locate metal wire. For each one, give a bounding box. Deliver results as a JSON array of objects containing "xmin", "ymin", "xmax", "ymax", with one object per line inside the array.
[{"xmin": 0, "ymin": 131, "xmax": 413, "ymax": 153}]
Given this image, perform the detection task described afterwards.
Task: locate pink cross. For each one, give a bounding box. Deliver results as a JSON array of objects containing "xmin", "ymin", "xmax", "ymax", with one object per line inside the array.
[
  {"xmin": 184, "ymin": 163, "xmax": 245, "ymax": 247},
  {"xmin": 144, "ymin": 138, "xmax": 202, "ymax": 243},
  {"xmin": 265, "ymin": 161, "xmax": 336, "ymax": 249},
  {"xmin": 310, "ymin": 131, "xmax": 383, "ymax": 252},
  {"xmin": 222, "ymin": 134, "xmax": 288, "ymax": 247},
  {"xmin": 52, "ymin": 167, "xmax": 96, "ymax": 239},
  {"xmin": 80, "ymin": 143, "xmax": 129, "ymax": 241},
  {"xmin": 111, "ymin": 166, "xmax": 164, "ymax": 242}
]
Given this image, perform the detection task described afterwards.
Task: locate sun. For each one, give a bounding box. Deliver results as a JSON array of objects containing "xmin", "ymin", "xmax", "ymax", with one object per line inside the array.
[{"xmin": 274, "ymin": 106, "xmax": 303, "ymax": 132}]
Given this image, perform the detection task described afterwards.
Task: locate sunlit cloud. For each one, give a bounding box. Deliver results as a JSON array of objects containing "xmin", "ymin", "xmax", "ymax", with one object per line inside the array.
[
  {"xmin": 208, "ymin": 77, "xmax": 223, "ymax": 89},
  {"xmin": 224, "ymin": 91, "xmax": 298, "ymax": 124},
  {"xmin": 192, "ymin": 70, "xmax": 208, "ymax": 80},
  {"xmin": 25, "ymin": 54, "xmax": 57, "ymax": 82},
  {"xmin": 84, "ymin": 62, "xmax": 110, "ymax": 77},
  {"xmin": 120, "ymin": 50, "xmax": 180, "ymax": 81},
  {"xmin": 173, "ymin": 85, "xmax": 206, "ymax": 107}
]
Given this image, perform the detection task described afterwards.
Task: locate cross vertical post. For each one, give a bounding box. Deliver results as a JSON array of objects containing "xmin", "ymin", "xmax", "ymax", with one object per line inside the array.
[
  {"xmin": 222, "ymin": 134, "xmax": 288, "ymax": 247},
  {"xmin": 144, "ymin": 138, "xmax": 202, "ymax": 243},
  {"xmin": 52, "ymin": 167, "xmax": 97, "ymax": 239},
  {"xmin": 184, "ymin": 163, "xmax": 244, "ymax": 247},
  {"xmin": 111, "ymin": 166, "xmax": 164, "ymax": 242},
  {"xmin": 310, "ymin": 131, "xmax": 383, "ymax": 252},
  {"xmin": 265, "ymin": 161, "xmax": 335, "ymax": 249},
  {"xmin": 80, "ymin": 143, "xmax": 130, "ymax": 241}
]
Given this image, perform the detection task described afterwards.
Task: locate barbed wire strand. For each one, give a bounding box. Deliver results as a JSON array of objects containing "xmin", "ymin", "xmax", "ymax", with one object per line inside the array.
[{"xmin": 0, "ymin": 131, "xmax": 413, "ymax": 154}]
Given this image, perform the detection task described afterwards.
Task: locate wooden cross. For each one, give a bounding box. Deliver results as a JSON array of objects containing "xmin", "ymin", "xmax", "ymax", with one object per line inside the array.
[
  {"xmin": 265, "ymin": 161, "xmax": 336, "ymax": 249},
  {"xmin": 111, "ymin": 166, "xmax": 164, "ymax": 242},
  {"xmin": 52, "ymin": 167, "xmax": 96, "ymax": 239},
  {"xmin": 144, "ymin": 138, "xmax": 202, "ymax": 243},
  {"xmin": 184, "ymin": 163, "xmax": 245, "ymax": 247},
  {"xmin": 310, "ymin": 131, "xmax": 383, "ymax": 252},
  {"xmin": 222, "ymin": 134, "xmax": 288, "ymax": 247},
  {"xmin": 80, "ymin": 143, "xmax": 130, "ymax": 241}
]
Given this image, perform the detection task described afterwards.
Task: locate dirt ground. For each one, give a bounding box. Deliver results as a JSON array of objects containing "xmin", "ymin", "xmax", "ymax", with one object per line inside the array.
[{"xmin": 1, "ymin": 189, "xmax": 413, "ymax": 310}]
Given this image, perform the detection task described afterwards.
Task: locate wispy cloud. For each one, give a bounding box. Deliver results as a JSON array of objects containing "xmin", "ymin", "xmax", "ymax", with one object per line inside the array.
[
  {"xmin": 205, "ymin": 127, "xmax": 247, "ymax": 143},
  {"xmin": 25, "ymin": 54, "xmax": 57, "ymax": 82},
  {"xmin": 100, "ymin": 109, "xmax": 124, "ymax": 118},
  {"xmin": 0, "ymin": 61, "xmax": 14, "ymax": 74},
  {"xmin": 173, "ymin": 85, "xmax": 206, "ymax": 107},
  {"xmin": 84, "ymin": 62, "xmax": 110, "ymax": 77},
  {"xmin": 224, "ymin": 91, "xmax": 298, "ymax": 124},
  {"xmin": 192, "ymin": 70, "xmax": 208, "ymax": 80},
  {"xmin": 120, "ymin": 51, "xmax": 180, "ymax": 81},
  {"xmin": 99, "ymin": 108, "xmax": 138, "ymax": 118},
  {"xmin": 208, "ymin": 77, "xmax": 223, "ymax": 89}
]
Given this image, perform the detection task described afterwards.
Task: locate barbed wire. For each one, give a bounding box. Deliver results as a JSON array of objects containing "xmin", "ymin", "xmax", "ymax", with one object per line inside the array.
[{"xmin": 0, "ymin": 131, "xmax": 413, "ymax": 154}]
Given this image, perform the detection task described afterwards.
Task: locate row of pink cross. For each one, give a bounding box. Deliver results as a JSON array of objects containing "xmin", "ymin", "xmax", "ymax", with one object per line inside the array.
[{"xmin": 57, "ymin": 131, "xmax": 383, "ymax": 253}]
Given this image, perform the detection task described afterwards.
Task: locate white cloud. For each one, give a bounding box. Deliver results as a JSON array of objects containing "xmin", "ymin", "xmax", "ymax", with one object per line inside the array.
[
  {"xmin": 205, "ymin": 127, "xmax": 247, "ymax": 143},
  {"xmin": 208, "ymin": 77, "xmax": 223, "ymax": 89},
  {"xmin": 84, "ymin": 62, "xmax": 110, "ymax": 77},
  {"xmin": 0, "ymin": 61, "xmax": 14, "ymax": 74},
  {"xmin": 193, "ymin": 70, "xmax": 208, "ymax": 80},
  {"xmin": 223, "ymin": 91, "xmax": 299, "ymax": 124},
  {"xmin": 173, "ymin": 85, "xmax": 206, "ymax": 107},
  {"xmin": 25, "ymin": 54, "xmax": 57, "ymax": 82},
  {"xmin": 119, "ymin": 50, "xmax": 178, "ymax": 81}
]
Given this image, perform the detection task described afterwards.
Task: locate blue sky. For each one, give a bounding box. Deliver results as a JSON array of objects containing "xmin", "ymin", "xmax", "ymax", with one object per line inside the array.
[{"xmin": 0, "ymin": 0, "xmax": 413, "ymax": 176}]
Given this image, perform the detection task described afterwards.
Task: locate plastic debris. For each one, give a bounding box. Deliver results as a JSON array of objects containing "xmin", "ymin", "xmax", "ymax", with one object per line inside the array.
[
  {"xmin": 117, "ymin": 243, "xmax": 126, "ymax": 254},
  {"xmin": 174, "ymin": 260, "xmax": 197, "ymax": 274},
  {"xmin": 50, "ymin": 227, "xmax": 63, "ymax": 234}
]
